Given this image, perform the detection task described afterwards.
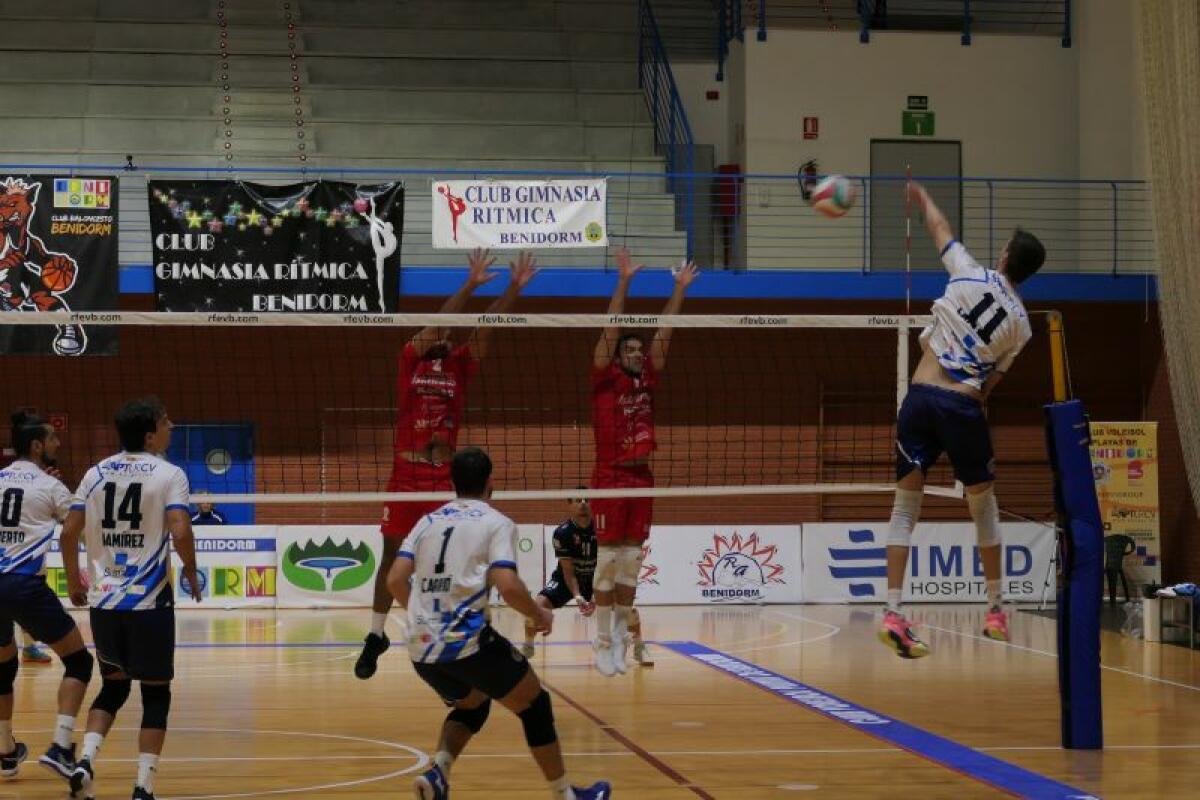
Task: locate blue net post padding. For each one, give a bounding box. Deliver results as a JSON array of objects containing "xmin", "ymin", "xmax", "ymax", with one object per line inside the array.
[{"xmin": 1044, "ymin": 399, "xmax": 1103, "ymax": 750}]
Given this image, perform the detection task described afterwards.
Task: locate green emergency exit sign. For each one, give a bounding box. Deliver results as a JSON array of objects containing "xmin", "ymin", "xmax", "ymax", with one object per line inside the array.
[{"xmin": 902, "ymin": 111, "xmax": 936, "ymax": 136}]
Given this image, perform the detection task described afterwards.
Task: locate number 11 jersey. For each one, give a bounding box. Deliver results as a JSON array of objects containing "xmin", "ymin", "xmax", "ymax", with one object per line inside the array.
[
  {"xmin": 398, "ymin": 499, "xmax": 517, "ymax": 664},
  {"xmin": 72, "ymin": 452, "xmax": 191, "ymax": 611},
  {"xmin": 922, "ymin": 240, "xmax": 1032, "ymax": 390}
]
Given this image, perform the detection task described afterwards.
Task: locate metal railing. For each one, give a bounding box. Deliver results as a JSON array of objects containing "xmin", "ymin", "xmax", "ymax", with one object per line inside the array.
[{"xmin": 638, "ymin": 0, "xmax": 697, "ymax": 261}]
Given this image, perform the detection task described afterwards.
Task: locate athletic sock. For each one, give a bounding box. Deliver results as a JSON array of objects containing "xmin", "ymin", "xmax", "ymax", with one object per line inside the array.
[
  {"xmin": 81, "ymin": 731, "xmax": 104, "ymax": 762},
  {"xmin": 886, "ymin": 589, "xmax": 903, "ymax": 614},
  {"xmin": 369, "ymin": 612, "xmax": 388, "ymax": 637},
  {"xmin": 53, "ymin": 714, "xmax": 75, "ymax": 749},
  {"xmin": 0, "ymin": 721, "xmax": 14, "ymax": 753},
  {"xmin": 613, "ymin": 605, "xmax": 632, "ymax": 640},
  {"xmin": 136, "ymin": 752, "xmax": 159, "ymax": 791},
  {"xmin": 549, "ymin": 774, "xmax": 575, "ymax": 799},
  {"xmin": 594, "ymin": 605, "xmax": 613, "ymax": 646},
  {"xmin": 987, "ymin": 580, "xmax": 1002, "ymax": 610},
  {"xmin": 434, "ymin": 749, "xmax": 454, "ymax": 775}
]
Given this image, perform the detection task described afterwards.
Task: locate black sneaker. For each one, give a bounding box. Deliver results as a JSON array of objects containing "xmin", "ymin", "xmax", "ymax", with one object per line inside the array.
[
  {"xmin": 39, "ymin": 741, "xmax": 75, "ymax": 780},
  {"xmin": 0, "ymin": 741, "xmax": 27, "ymax": 777},
  {"xmin": 69, "ymin": 756, "xmax": 94, "ymax": 798},
  {"xmin": 133, "ymin": 786, "xmax": 156, "ymax": 799},
  {"xmin": 353, "ymin": 632, "xmax": 390, "ymax": 679}
]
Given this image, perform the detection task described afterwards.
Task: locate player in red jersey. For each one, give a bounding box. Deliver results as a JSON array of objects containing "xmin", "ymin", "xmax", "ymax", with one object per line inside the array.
[
  {"xmin": 589, "ymin": 248, "xmax": 696, "ymax": 676},
  {"xmin": 354, "ymin": 247, "xmax": 537, "ymax": 680}
]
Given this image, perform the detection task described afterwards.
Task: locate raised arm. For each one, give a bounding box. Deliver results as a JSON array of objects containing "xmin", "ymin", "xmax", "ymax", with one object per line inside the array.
[
  {"xmin": 470, "ymin": 251, "xmax": 538, "ymax": 361},
  {"xmin": 409, "ymin": 248, "xmax": 498, "ymax": 357},
  {"xmin": 594, "ymin": 248, "xmax": 642, "ymax": 369},
  {"xmin": 650, "ymin": 261, "xmax": 698, "ymax": 372},
  {"xmin": 907, "ymin": 182, "xmax": 955, "ymax": 256}
]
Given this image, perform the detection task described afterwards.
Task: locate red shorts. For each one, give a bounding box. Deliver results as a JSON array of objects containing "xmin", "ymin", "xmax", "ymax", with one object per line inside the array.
[
  {"xmin": 590, "ymin": 464, "xmax": 654, "ymax": 545},
  {"xmin": 381, "ymin": 460, "xmax": 450, "ymax": 540}
]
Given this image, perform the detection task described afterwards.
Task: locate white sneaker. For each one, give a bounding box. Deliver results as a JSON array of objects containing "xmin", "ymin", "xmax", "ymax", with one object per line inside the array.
[
  {"xmin": 633, "ymin": 641, "xmax": 654, "ymax": 666},
  {"xmin": 611, "ymin": 633, "xmax": 629, "ymax": 675},
  {"xmin": 593, "ymin": 638, "xmax": 616, "ymax": 677}
]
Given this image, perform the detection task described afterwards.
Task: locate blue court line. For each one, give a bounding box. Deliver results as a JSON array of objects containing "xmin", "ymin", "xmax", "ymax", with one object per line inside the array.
[
  {"xmin": 662, "ymin": 641, "xmax": 1097, "ymax": 800},
  {"xmin": 162, "ymin": 639, "xmax": 596, "ymax": 649}
]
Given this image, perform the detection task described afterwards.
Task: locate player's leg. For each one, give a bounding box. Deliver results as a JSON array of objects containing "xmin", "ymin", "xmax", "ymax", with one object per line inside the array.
[
  {"xmin": 126, "ymin": 606, "xmax": 177, "ymax": 799},
  {"xmin": 611, "ymin": 492, "xmax": 651, "ymax": 673},
  {"xmin": 628, "ymin": 608, "xmax": 653, "ymax": 667},
  {"xmin": 0, "ymin": 617, "xmax": 26, "ymax": 779},
  {"xmin": 590, "ymin": 498, "xmax": 621, "ymax": 677},
  {"xmin": 523, "ymin": 593, "xmax": 559, "ymax": 657},
  {"xmin": 72, "ymin": 608, "xmax": 136, "ymax": 798},
  {"xmin": 411, "ymin": 676, "xmax": 488, "ymax": 800},
  {"xmin": 358, "ymin": 495, "xmax": 430, "ymax": 679}
]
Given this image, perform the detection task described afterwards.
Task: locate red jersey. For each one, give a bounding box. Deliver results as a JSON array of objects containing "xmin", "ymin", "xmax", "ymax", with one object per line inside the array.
[
  {"xmin": 393, "ymin": 342, "xmax": 476, "ymax": 458},
  {"xmin": 591, "ymin": 359, "xmax": 658, "ymax": 468}
]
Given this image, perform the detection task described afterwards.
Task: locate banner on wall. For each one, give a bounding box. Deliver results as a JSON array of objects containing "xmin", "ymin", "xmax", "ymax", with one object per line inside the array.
[
  {"xmin": 150, "ymin": 180, "xmax": 403, "ymax": 312},
  {"xmin": 44, "ymin": 527, "xmax": 276, "ymax": 609},
  {"xmin": 625, "ymin": 526, "xmax": 803, "ymax": 605},
  {"xmin": 0, "ymin": 174, "xmax": 119, "ymax": 356},
  {"xmin": 802, "ymin": 522, "xmax": 1055, "ymax": 603},
  {"xmin": 275, "ymin": 525, "xmax": 384, "ymax": 608},
  {"xmin": 431, "ymin": 179, "xmax": 608, "ymax": 249},
  {"xmin": 1090, "ymin": 422, "xmax": 1161, "ymax": 584}
]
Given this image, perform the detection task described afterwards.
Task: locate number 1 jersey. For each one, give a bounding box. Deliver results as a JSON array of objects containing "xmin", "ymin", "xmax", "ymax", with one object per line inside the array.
[
  {"xmin": 921, "ymin": 240, "xmax": 1032, "ymax": 390},
  {"xmin": 72, "ymin": 452, "xmax": 191, "ymax": 611}
]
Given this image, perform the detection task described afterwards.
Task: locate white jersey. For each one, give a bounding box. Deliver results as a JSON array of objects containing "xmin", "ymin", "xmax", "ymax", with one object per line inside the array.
[
  {"xmin": 921, "ymin": 240, "xmax": 1032, "ymax": 390},
  {"xmin": 0, "ymin": 460, "xmax": 73, "ymax": 576},
  {"xmin": 72, "ymin": 452, "xmax": 190, "ymax": 611},
  {"xmin": 399, "ymin": 498, "xmax": 518, "ymax": 664}
]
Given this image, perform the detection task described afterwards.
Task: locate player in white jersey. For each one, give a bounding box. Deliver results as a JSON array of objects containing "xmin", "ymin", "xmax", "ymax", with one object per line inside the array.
[
  {"xmin": 878, "ymin": 182, "xmax": 1045, "ymax": 660},
  {"xmin": 388, "ymin": 448, "xmax": 611, "ymax": 800},
  {"xmin": 0, "ymin": 411, "xmax": 94, "ymax": 783},
  {"xmin": 59, "ymin": 398, "xmax": 202, "ymax": 800}
]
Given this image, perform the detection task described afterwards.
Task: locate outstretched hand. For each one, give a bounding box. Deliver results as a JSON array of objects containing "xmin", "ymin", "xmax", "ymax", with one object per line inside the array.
[
  {"xmin": 672, "ymin": 260, "xmax": 699, "ymax": 289},
  {"xmin": 466, "ymin": 248, "xmax": 499, "ymax": 288},
  {"xmin": 509, "ymin": 251, "xmax": 538, "ymax": 290},
  {"xmin": 615, "ymin": 247, "xmax": 644, "ymax": 281}
]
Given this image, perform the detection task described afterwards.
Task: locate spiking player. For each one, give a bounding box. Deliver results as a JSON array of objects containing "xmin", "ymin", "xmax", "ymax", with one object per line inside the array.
[
  {"xmin": 0, "ymin": 411, "xmax": 94, "ymax": 784},
  {"xmin": 388, "ymin": 448, "xmax": 610, "ymax": 800},
  {"xmin": 356, "ymin": 248, "xmax": 537, "ymax": 680},
  {"xmin": 590, "ymin": 249, "xmax": 696, "ymax": 676},
  {"xmin": 879, "ymin": 182, "xmax": 1045, "ymax": 659},
  {"xmin": 60, "ymin": 398, "xmax": 202, "ymax": 800}
]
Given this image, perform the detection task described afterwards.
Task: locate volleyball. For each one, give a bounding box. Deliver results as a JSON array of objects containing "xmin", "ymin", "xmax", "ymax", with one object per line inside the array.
[{"xmin": 810, "ymin": 175, "xmax": 857, "ymax": 218}]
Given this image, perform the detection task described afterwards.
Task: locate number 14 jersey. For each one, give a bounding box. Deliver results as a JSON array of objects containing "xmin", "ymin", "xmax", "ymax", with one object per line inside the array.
[
  {"xmin": 71, "ymin": 452, "xmax": 191, "ymax": 611},
  {"xmin": 922, "ymin": 240, "xmax": 1032, "ymax": 390},
  {"xmin": 398, "ymin": 499, "xmax": 518, "ymax": 664}
]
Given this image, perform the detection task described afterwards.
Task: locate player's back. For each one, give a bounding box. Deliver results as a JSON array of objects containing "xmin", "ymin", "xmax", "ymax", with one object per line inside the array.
[
  {"xmin": 0, "ymin": 460, "xmax": 72, "ymax": 575},
  {"xmin": 75, "ymin": 451, "xmax": 190, "ymax": 610},
  {"xmin": 402, "ymin": 498, "xmax": 517, "ymax": 663}
]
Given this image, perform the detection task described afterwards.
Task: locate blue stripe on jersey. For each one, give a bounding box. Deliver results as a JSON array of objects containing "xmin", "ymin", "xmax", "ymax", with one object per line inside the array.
[
  {"xmin": 940, "ymin": 239, "xmax": 958, "ymax": 257},
  {"xmin": 165, "ymin": 504, "xmax": 188, "ymax": 512},
  {"xmin": 69, "ymin": 504, "xmax": 84, "ymax": 512},
  {"xmin": 97, "ymin": 536, "xmax": 171, "ymax": 610},
  {"xmin": 81, "ymin": 468, "xmax": 105, "ymax": 501},
  {"xmin": 0, "ymin": 530, "xmax": 55, "ymax": 574},
  {"xmin": 115, "ymin": 559, "xmax": 169, "ymax": 611},
  {"xmin": 490, "ymin": 560, "xmax": 517, "ymax": 570},
  {"xmin": 436, "ymin": 612, "xmax": 487, "ymax": 663},
  {"xmin": 398, "ymin": 550, "xmax": 414, "ymax": 560},
  {"xmin": 948, "ymin": 276, "xmax": 989, "ymax": 285},
  {"xmin": 3, "ymin": 554, "xmax": 46, "ymax": 576}
]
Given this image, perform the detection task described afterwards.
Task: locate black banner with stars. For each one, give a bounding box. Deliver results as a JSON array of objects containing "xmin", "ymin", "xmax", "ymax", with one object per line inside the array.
[{"xmin": 149, "ymin": 180, "xmax": 403, "ymax": 313}]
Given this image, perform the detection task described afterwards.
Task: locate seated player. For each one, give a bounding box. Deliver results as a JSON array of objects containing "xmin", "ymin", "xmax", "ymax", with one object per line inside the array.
[{"xmin": 522, "ymin": 492, "xmax": 598, "ymax": 657}]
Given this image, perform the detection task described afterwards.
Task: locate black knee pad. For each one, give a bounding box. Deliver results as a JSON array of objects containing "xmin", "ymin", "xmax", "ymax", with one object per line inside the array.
[
  {"xmin": 141, "ymin": 683, "xmax": 172, "ymax": 730},
  {"xmin": 91, "ymin": 678, "xmax": 132, "ymax": 716},
  {"xmin": 447, "ymin": 699, "xmax": 491, "ymax": 734},
  {"xmin": 518, "ymin": 690, "xmax": 557, "ymax": 748},
  {"xmin": 0, "ymin": 657, "xmax": 17, "ymax": 695},
  {"xmin": 62, "ymin": 648, "xmax": 94, "ymax": 684}
]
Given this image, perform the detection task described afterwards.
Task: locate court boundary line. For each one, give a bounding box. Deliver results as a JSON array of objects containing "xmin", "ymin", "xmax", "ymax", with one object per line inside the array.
[
  {"xmin": 542, "ymin": 679, "xmax": 718, "ymax": 800},
  {"xmin": 663, "ymin": 641, "xmax": 1097, "ymax": 800}
]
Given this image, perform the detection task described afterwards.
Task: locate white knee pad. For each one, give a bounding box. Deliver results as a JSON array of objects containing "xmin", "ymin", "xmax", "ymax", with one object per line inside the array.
[
  {"xmin": 615, "ymin": 545, "xmax": 644, "ymax": 588},
  {"xmin": 594, "ymin": 546, "xmax": 619, "ymax": 592},
  {"xmin": 886, "ymin": 488, "xmax": 923, "ymax": 547},
  {"xmin": 967, "ymin": 487, "xmax": 1002, "ymax": 548}
]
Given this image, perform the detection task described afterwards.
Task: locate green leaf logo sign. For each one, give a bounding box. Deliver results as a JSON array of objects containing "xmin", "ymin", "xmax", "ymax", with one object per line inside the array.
[{"xmin": 282, "ymin": 538, "xmax": 376, "ymax": 592}]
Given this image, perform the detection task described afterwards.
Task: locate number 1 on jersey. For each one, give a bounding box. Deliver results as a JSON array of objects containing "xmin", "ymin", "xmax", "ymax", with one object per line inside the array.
[
  {"xmin": 959, "ymin": 292, "xmax": 1008, "ymax": 345},
  {"xmin": 434, "ymin": 526, "xmax": 455, "ymax": 574},
  {"xmin": 102, "ymin": 482, "xmax": 144, "ymax": 530}
]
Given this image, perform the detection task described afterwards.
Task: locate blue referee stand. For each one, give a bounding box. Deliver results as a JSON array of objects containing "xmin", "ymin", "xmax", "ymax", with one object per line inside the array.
[{"xmin": 1043, "ymin": 311, "xmax": 1103, "ymax": 750}]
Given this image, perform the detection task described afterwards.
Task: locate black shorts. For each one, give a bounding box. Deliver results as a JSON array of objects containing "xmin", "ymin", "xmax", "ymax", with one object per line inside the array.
[
  {"xmin": 411, "ymin": 626, "xmax": 530, "ymax": 704},
  {"xmin": 896, "ymin": 384, "xmax": 995, "ymax": 486},
  {"xmin": 539, "ymin": 572, "xmax": 595, "ymax": 609},
  {"xmin": 0, "ymin": 574, "xmax": 77, "ymax": 648},
  {"xmin": 90, "ymin": 606, "xmax": 175, "ymax": 682}
]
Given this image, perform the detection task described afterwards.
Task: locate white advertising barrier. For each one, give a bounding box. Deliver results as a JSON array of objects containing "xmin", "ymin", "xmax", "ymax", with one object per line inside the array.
[
  {"xmin": 276, "ymin": 525, "xmax": 383, "ymax": 609},
  {"xmin": 633, "ymin": 526, "xmax": 803, "ymax": 605},
  {"xmin": 45, "ymin": 526, "xmax": 277, "ymax": 609},
  {"xmin": 431, "ymin": 179, "xmax": 608, "ymax": 249},
  {"xmin": 802, "ymin": 522, "xmax": 1055, "ymax": 603},
  {"xmin": 491, "ymin": 524, "xmax": 546, "ymax": 606}
]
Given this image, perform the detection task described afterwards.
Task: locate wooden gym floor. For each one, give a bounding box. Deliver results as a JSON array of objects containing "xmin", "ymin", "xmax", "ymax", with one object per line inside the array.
[{"xmin": 4, "ymin": 604, "xmax": 1199, "ymax": 798}]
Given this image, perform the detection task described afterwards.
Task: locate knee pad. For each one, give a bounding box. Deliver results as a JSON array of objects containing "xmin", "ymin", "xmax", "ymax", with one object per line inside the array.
[
  {"xmin": 886, "ymin": 488, "xmax": 924, "ymax": 547},
  {"xmin": 0, "ymin": 657, "xmax": 17, "ymax": 695},
  {"xmin": 967, "ymin": 487, "xmax": 1002, "ymax": 548},
  {"xmin": 518, "ymin": 690, "xmax": 557, "ymax": 748},
  {"xmin": 91, "ymin": 678, "xmax": 132, "ymax": 716},
  {"xmin": 62, "ymin": 648, "xmax": 94, "ymax": 684},
  {"xmin": 140, "ymin": 683, "xmax": 172, "ymax": 730},
  {"xmin": 615, "ymin": 545, "xmax": 644, "ymax": 588},
  {"xmin": 447, "ymin": 699, "xmax": 491, "ymax": 734},
  {"xmin": 593, "ymin": 547, "xmax": 618, "ymax": 593}
]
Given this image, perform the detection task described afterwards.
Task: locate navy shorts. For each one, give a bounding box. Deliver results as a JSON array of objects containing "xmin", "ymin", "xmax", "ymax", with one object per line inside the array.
[
  {"xmin": 539, "ymin": 571, "xmax": 594, "ymax": 609},
  {"xmin": 896, "ymin": 384, "xmax": 995, "ymax": 486},
  {"xmin": 412, "ymin": 626, "xmax": 530, "ymax": 704},
  {"xmin": 90, "ymin": 606, "xmax": 176, "ymax": 681},
  {"xmin": 0, "ymin": 574, "xmax": 77, "ymax": 648}
]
